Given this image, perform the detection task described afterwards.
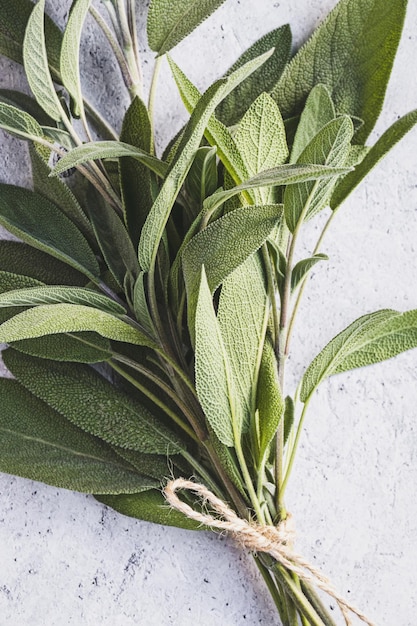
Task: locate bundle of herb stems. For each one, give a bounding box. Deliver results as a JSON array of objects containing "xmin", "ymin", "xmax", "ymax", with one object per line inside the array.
[{"xmin": 0, "ymin": 0, "xmax": 416, "ymax": 624}]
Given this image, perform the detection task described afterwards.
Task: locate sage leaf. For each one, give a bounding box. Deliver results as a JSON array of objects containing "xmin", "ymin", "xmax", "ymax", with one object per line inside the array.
[
  {"xmin": 272, "ymin": 0, "xmax": 407, "ymax": 143},
  {"xmin": 119, "ymin": 97, "xmax": 154, "ymax": 248},
  {"xmin": 0, "ymin": 303, "xmax": 156, "ymax": 349},
  {"xmin": 96, "ymin": 491, "xmax": 201, "ymax": 530},
  {"xmin": 133, "ymin": 272, "xmax": 155, "ymax": 336},
  {"xmin": 291, "ymin": 254, "xmax": 328, "ymax": 292},
  {"xmin": 182, "ymin": 204, "xmax": 283, "ymax": 339},
  {"xmin": 300, "ymin": 309, "xmax": 417, "ymax": 402},
  {"xmin": 283, "ymin": 396, "xmax": 295, "ymax": 445},
  {"xmin": 60, "ymin": 0, "xmax": 91, "ymax": 118},
  {"xmin": 110, "ymin": 449, "xmax": 171, "ymax": 481},
  {"xmin": 194, "ymin": 267, "xmax": 237, "ymax": 447},
  {"xmin": 0, "ymin": 286, "xmax": 126, "ymax": 315},
  {"xmin": 51, "ymin": 141, "xmax": 168, "ymax": 178},
  {"xmin": 0, "ymin": 241, "xmax": 87, "ymax": 287},
  {"xmin": 184, "ymin": 146, "xmax": 218, "ymax": 209},
  {"xmin": 23, "ymin": 0, "xmax": 63, "ymax": 122},
  {"xmin": 290, "ymin": 84, "xmax": 336, "ymax": 163},
  {"xmin": 217, "ymin": 25, "xmax": 292, "ymax": 127},
  {"xmin": 284, "ymin": 116, "xmax": 354, "ymax": 232},
  {"xmin": 139, "ymin": 53, "xmax": 272, "ymax": 272},
  {"xmin": 11, "ymin": 332, "xmax": 112, "ymax": 364},
  {"xmin": 30, "ymin": 146, "xmax": 95, "ymax": 245},
  {"xmin": 256, "ymin": 338, "xmax": 284, "ymax": 463},
  {"xmin": 331, "ymin": 109, "xmax": 417, "ymax": 210},
  {"xmin": 0, "ymin": 184, "xmax": 100, "ymax": 280},
  {"xmin": 0, "ymin": 378, "xmax": 158, "ymax": 494},
  {"xmin": 4, "ymin": 350, "xmax": 184, "ymax": 455},
  {"xmin": 0, "ymin": 88, "xmax": 56, "ymax": 126},
  {"xmin": 0, "ymin": 270, "xmax": 43, "ymax": 324},
  {"xmin": 0, "ymin": 102, "xmax": 43, "ymax": 141},
  {"xmin": 147, "ymin": 0, "xmax": 226, "ymax": 55}
]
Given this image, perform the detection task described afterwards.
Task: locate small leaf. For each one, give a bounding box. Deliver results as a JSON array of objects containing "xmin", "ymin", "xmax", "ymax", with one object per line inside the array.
[
  {"xmin": 184, "ymin": 146, "xmax": 218, "ymax": 209},
  {"xmin": 256, "ymin": 338, "xmax": 284, "ymax": 462},
  {"xmin": 119, "ymin": 97, "xmax": 154, "ymax": 248},
  {"xmin": 147, "ymin": 0, "xmax": 226, "ymax": 54},
  {"xmin": 96, "ymin": 490, "xmax": 201, "ymax": 530},
  {"xmin": 0, "ymin": 378, "xmax": 157, "ymax": 495},
  {"xmin": 291, "ymin": 254, "xmax": 328, "ymax": 292},
  {"xmin": 51, "ymin": 141, "xmax": 168, "ymax": 178},
  {"xmin": 4, "ymin": 350, "xmax": 185, "ymax": 455},
  {"xmin": 217, "ymin": 25, "xmax": 292, "ymax": 127},
  {"xmin": 23, "ymin": 0, "xmax": 63, "ymax": 122},
  {"xmin": 272, "ymin": 0, "xmax": 407, "ymax": 143},
  {"xmin": 0, "ymin": 241, "xmax": 87, "ymax": 286},
  {"xmin": 182, "ymin": 203, "xmax": 283, "ymax": 339},
  {"xmin": 0, "ymin": 303, "xmax": 156, "ymax": 349},
  {"xmin": 300, "ymin": 309, "xmax": 417, "ymax": 402},
  {"xmin": 331, "ymin": 109, "xmax": 417, "ymax": 210},
  {"xmin": 290, "ymin": 84, "xmax": 336, "ymax": 163},
  {"xmin": 0, "ymin": 286, "xmax": 126, "ymax": 314},
  {"xmin": 284, "ymin": 116, "xmax": 354, "ymax": 232},
  {"xmin": 283, "ymin": 396, "xmax": 294, "ymax": 445},
  {"xmin": 60, "ymin": 0, "xmax": 91, "ymax": 117},
  {"xmin": 194, "ymin": 267, "xmax": 237, "ymax": 447},
  {"xmin": 0, "ymin": 102, "xmax": 43, "ymax": 141},
  {"xmin": 0, "ymin": 184, "xmax": 100, "ymax": 280}
]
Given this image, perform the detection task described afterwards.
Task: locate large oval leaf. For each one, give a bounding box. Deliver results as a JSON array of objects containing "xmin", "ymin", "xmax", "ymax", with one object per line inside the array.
[
  {"xmin": 0, "ymin": 378, "xmax": 157, "ymax": 494},
  {"xmin": 0, "ymin": 286, "xmax": 126, "ymax": 314}
]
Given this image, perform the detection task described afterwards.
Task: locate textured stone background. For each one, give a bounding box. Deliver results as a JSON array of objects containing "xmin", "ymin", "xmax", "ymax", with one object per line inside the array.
[{"xmin": 0, "ymin": 0, "xmax": 417, "ymax": 624}]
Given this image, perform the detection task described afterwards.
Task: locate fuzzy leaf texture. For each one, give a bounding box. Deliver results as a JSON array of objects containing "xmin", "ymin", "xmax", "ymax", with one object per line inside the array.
[
  {"xmin": 0, "ymin": 102, "xmax": 43, "ymax": 141},
  {"xmin": 4, "ymin": 350, "xmax": 185, "ymax": 455},
  {"xmin": 147, "ymin": 0, "xmax": 227, "ymax": 54},
  {"xmin": 301, "ymin": 309, "xmax": 417, "ymax": 402},
  {"xmin": 0, "ymin": 378, "xmax": 157, "ymax": 494},
  {"xmin": 272, "ymin": 0, "xmax": 407, "ymax": 143}
]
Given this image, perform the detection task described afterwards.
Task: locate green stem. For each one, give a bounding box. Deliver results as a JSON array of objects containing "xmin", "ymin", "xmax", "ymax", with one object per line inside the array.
[
  {"xmin": 234, "ymin": 435, "xmax": 265, "ymax": 523},
  {"xmin": 84, "ymin": 98, "xmax": 118, "ymax": 140},
  {"xmin": 115, "ymin": 0, "xmax": 143, "ymax": 99},
  {"xmin": 301, "ymin": 580, "xmax": 339, "ymax": 626},
  {"xmin": 274, "ymin": 566, "xmax": 326, "ymax": 626},
  {"xmin": 180, "ymin": 450, "xmax": 225, "ymax": 498},
  {"xmin": 280, "ymin": 397, "xmax": 311, "ymax": 499},
  {"xmin": 253, "ymin": 555, "xmax": 288, "ymax": 622},
  {"xmin": 148, "ymin": 56, "xmax": 163, "ymax": 154}
]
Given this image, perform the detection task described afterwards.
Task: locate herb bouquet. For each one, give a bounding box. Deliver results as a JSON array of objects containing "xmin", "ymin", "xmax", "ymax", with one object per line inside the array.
[{"xmin": 0, "ymin": 0, "xmax": 416, "ymax": 623}]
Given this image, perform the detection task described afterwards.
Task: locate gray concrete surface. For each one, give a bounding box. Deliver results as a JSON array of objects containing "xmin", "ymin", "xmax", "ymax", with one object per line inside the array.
[{"xmin": 0, "ymin": 0, "xmax": 417, "ymax": 624}]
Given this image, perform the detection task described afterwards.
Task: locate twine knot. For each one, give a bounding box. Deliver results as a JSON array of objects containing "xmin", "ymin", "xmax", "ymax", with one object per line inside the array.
[{"xmin": 164, "ymin": 478, "xmax": 375, "ymax": 626}]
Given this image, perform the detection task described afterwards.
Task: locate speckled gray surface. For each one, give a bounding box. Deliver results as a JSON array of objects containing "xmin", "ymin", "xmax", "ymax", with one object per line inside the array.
[{"xmin": 0, "ymin": 1, "xmax": 417, "ymax": 624}]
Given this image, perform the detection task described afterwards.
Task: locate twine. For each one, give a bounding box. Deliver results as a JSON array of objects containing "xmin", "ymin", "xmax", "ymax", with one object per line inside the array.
[{"xmin": 164, "ymin": 478, "xmax": 375, "ymax": 626}]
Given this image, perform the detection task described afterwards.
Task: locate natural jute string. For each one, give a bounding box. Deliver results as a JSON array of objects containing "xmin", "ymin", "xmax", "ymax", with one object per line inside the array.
[{"xmin": 164, "ymin": 478, "xmax": 375, "ymax": 626}]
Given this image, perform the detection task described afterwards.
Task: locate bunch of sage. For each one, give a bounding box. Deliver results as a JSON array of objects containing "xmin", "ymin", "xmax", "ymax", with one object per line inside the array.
[{"xmin": 0, "ymin": 0, "xmax": 415, "ymax": 623}]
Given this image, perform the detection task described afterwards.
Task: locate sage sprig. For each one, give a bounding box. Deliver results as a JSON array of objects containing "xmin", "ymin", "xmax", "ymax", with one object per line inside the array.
[{"xmin": 0, "ymin": 0, "xmax": 415, "ymax": 623}]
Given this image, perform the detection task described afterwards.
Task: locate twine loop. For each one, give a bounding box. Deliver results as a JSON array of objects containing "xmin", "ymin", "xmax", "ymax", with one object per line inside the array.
[{"xmin": 164, "ymin": 478, "xmax": 375, "ymax": 626}]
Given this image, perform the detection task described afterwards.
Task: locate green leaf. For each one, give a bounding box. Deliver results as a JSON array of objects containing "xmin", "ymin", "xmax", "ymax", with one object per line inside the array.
[
  {"xmin": 256, "ymin": 338, "xmax": 284, "ymax": 462},
  {"xmin": 217, "ymin": 25, "xmax": 292, "ymax": 127},
  {"xmin": 284, "ymin": 116, "xmax": 354, "ymax": 232},
  {"xmin": 331, "ymin": 109, "xmax": 417, "ymax": 210},
  {"xmin": 119, "ymin": 97, "xmax": 154, "ymax": 248},
  {"xmin": 300, "ymin": 308, "xmax": 417, "ymax": 402},
  {"xmin": 194, "ymin": 267, "xmax": 238, "ymax": 447},
  {"xmin": 233, "ymin": 93, "xmax": 288, "ymax": 204},
  {"xmin": 4, "ymin": 350, "xmax": 184, "ymax": 455},
  {"xmin": 30, "ymin": 146, "xmax": 95, "ymax": 245},
  {"xmin": 0, "ymin": 270, "xmax": 43, "ymax": 324},
  {"xmin": 0, "ymin": 102, "xmax": 43, "ymax": 141},
  {"xmin": 184, "ymin": 146, "xmax": 218, "ymax": 209},
  {"xmin": 0, "ymin": 89, "xmax": 56, "ymax": 126},
  {"xmin": 0, "ymin": 286, "xmax": 126, "ymax": 314},
  {"xmin": 0, "ymin": 0, "xmax": 63, "ymax": 82},
  {"xmin": 291, "ymin": 254, "xmax": 328, "ymax": 292},
  {"xmin": 283, "ymin": 396, "xmax": 295, "ymax": 445},
  {"xmin": 0, "ymin": 184, "xmax": 100, "ymax": 280},
  {"xmin": 96, "ymin": 490, "xmax": 201, "ymax": 530},
  {"xmin": 182, "ymin": 203, "xmax": 283, "ymax": 339},
  {"xmin": 218, "ymin": 258, "xmax": 268, "ymax": 432},
  {"xmin": 60, "ymin": 0, "xmax": 91, "ymax": 118},
  {"xmin": 271, "ymin": 0, "xmax": 407, "ymax": 143},
  {"xmin": 0, "ymin": 302, "xmax": 156, "ymax": 349},
  {"xmin": 0, "ymin": 241, "xmax": 88, "ymax": 286},
  {"xmin": 23, "ymin": 0, "xmax": 63, "ymax": 122},
  {"xmin": 133, "ymin": 272, "xmax": 155, "ymax": 336},
  {"xmin": 85, "ymin": 194, "xmax": 140, "ymax": 289},
  {"xmin": 290, "ymin": 84, "xmax": 336, "ymax": 163},
  {"xmin": 147, "ymin": 0, "xmax": 226, "ymax": 54},
  {"xmin": 51, "ymin": 140, "xmax": 168, "ymax": 178},
  {"xmin": 11, "ymin": 332, "xmax": 112, "ymax": 364},
  {"xmin": 0, "ymin": 378, "xmax": 157, "ymax": 494},
  {"xmin": 110, "ymin": 448, "xmax": 171, "ymax": 480}
]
